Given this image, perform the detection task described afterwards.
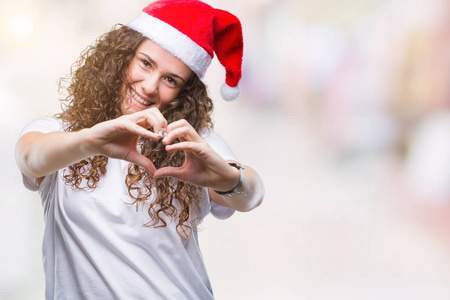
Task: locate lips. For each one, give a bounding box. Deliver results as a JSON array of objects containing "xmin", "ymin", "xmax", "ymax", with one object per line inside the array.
[{"xmin": 131, "ymin": 89, "xmax": 151, "ymax": 106}]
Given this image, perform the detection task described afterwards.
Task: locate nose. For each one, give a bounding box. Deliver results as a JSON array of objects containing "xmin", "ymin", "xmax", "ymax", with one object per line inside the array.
[{"xmin": 141, "ymin": 74, "xmax": 159, "ymax": 96}]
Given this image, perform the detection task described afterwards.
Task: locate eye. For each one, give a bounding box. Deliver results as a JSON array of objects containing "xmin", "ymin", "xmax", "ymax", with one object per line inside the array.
[
  {"xmin": 165, "ymin": 77, "xmax": 177, "ymax": 86},
  {"xmin": 140, "ymin": 59, "xmax": 151, "ymax": 68}
]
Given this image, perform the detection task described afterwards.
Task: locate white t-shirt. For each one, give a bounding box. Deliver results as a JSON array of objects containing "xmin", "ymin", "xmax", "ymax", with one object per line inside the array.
[{"xmin": 20, "ymin": 117, "xmax": 236, "ymax": 300}]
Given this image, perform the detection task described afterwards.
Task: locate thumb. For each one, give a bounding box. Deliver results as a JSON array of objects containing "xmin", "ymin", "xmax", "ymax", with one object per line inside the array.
[
  {"xmin": 126, "ymin": 151, "xmax": 157, "ymax": 176},
  {"xmin": 154, "ymin": 166, "xmax": 185, "ymax": 180}
]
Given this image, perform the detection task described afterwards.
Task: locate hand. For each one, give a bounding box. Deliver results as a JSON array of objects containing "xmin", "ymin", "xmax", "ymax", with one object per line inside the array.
[
  {"xmin": 85, "ymin": 107, "xmax": 167, "ymax": 175},
  {"xmin": 153, "ymin": 119, "xmax": 240, "ymax": 190}
]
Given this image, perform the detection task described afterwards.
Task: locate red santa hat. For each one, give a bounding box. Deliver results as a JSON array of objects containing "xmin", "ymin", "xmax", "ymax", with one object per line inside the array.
[{"xmin": 128, "ymin": 0, "xmax": 243, "ymax": 101}]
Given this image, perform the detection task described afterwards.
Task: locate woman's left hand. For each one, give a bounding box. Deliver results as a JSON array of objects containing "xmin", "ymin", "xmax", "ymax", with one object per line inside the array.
[{"xmin": 153, "ymin": 119, "xmax": 239, "ymax": 191}]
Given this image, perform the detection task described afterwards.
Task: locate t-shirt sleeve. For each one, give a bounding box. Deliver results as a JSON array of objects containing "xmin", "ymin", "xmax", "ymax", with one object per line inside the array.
[
  {"xmin": 19, "ymin": 117, "xmax": 63, "ymax": 137},
  {"xmin": 201, "ymin": 129, "xmax": 237, "ymax": 219},
  {"xmin": 18, "ymin": 117, "xmax": 63, "ymax": 191},
  {"xmin": 201, "ymin": 129, "xmax": 238, "ymax": 162}
]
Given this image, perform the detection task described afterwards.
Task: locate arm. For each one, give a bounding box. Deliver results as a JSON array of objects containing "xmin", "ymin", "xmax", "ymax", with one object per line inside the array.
[
  {"xmin": 208, "ymin": 164, "xmax": 264, "ymax": 212},
  {"xmin": 15, "ymin": 130, "xmax": 93, "ymax": 179},
  {"xmin": 153, "ymin": 119, "xmax": 264, "ymax": 212},
  {"xmin": 15, "ymin": 108, "xmax": 167, "ymax": 179}
]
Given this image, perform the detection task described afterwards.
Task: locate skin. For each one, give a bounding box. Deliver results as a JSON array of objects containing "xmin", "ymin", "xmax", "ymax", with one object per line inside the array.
[
  {"xmin": 15, "ymin": 38, "xmax": 263, "ymax": 211},
  {"xmin": 121, "ymin": 39, "xmax": 193, "ymax": 114}
]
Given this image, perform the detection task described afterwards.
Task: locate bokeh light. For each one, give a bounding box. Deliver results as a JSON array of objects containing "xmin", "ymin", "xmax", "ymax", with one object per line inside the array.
[{"xmin": 4, "ymin": 0, "xmax": 450, "ymax": 299}]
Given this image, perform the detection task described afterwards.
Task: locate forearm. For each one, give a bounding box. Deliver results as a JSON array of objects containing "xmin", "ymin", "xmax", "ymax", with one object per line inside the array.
[
  {"xmin": 210, "ymin": 166, "xmax": 264, "ymax": 212},
  {"xmin": 15, "ymin": 130, "xmax": 93, "ymax": 179}
]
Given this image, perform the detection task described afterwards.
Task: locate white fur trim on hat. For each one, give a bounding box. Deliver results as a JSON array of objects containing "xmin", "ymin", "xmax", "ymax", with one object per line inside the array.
[
  {"xmin": 220, "ymin": 83, "xmax": 240, "ymax": 101},
  {"xmin": 128, "ymin": 12, "xmax": 212, "ymax": 79}
]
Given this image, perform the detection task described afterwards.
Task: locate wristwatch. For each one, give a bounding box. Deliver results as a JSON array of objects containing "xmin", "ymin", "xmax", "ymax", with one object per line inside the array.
[{"xmin": 214, "ymin": 163, "xmax": 245, "ymax": 195}]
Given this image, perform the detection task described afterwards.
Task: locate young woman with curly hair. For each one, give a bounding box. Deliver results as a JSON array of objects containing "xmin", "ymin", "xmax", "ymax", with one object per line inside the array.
[{"xmin": 15, "ymin": 0, "xmax": 264, "ymax": 299}]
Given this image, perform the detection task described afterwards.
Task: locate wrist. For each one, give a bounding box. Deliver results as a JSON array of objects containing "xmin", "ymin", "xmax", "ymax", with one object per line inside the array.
[
  {"xmin": 78, "ymin": 128, "xmax": 98, "ymax": 157},
  {"xmin": 214, "ymin": 163, "xmax": 245, "ymax": 195}
]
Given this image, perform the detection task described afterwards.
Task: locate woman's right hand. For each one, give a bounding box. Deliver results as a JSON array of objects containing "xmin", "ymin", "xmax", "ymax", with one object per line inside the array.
[
  {"xmin": 16, "ymin": 107, "xmax": 167, "ymax": 179},
  {"xmin": 84, "ymin": 107, "xmax": 168, "ymax": 174}
]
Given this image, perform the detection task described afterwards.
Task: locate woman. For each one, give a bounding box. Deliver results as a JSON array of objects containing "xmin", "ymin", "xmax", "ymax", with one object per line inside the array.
[{"xmin": 15, "ymin": 0, "xmax": 264, "ymax": 299}]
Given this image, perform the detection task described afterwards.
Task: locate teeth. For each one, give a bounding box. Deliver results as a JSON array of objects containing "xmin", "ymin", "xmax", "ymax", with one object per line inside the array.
[{"xmin": 131, "ymin": 90, "xmax": 150, "ymax": 106}]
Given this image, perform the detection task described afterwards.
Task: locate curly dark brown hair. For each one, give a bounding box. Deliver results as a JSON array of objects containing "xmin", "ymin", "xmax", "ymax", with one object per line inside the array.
[{"xmin": 56, "ymin": 25, "xmax": 214, "ymax": 239}]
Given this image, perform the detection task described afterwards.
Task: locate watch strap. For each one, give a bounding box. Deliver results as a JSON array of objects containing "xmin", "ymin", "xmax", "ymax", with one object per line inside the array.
[{"xmin": 214, "ymin": 163, "xmax": 245, "ymax": 195}]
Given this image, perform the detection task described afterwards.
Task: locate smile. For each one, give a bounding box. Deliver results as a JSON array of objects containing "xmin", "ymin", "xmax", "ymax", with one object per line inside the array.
[{"xmin": 131, "ymin": 89, "xmax": 151, "ymax": 106}]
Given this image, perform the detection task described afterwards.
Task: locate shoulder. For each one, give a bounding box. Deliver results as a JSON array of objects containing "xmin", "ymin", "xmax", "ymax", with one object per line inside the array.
[
  {"xmin": 200, "ymin": 128, "xmax": 225, "ymax": 146},
  {"xmin": 19, "ymin": 117, "xmax": 64, "ymax": 137}
]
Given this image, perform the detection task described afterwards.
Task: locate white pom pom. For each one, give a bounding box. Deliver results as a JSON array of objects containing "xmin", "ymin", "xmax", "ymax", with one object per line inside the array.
[{"xmin": 220, "ymin": 83, "xmax": 240, "ymax": 101}]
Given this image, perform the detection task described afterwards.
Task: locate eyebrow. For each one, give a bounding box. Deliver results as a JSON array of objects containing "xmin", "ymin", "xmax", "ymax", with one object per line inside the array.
[{"xmin": 138, "ymin": 52, "xmax": 187, "ymax": 83}]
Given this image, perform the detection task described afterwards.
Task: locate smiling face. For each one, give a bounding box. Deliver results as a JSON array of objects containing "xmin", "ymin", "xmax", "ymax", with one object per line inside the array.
[{"xmin": 121, "ymin": 39, "xmax": 193, "ymax": 115}]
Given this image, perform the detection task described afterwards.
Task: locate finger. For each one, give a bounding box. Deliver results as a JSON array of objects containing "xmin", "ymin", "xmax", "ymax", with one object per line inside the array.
[
  {"xmin": 165, "ymin": 141, "xmax": 204, "ymax": 153},
  {"xmin": 112, "ymin": 115, "xmax": 160, "ymax": 140},
  {"xmin": 129, "ymin": 108, "xmax": 168, "ymax": 137},
  {"xmin": 124, "ymin": 151, "xmax": 157, "ymax": 175},
  {"xmin": 163, "ymin": 124, "xmax": 202, "ymax": 145},
  {"xmin": 154, "ymin": 166, "xmax": 186, "ymax": 181},
  {"xmin": 166, "ymin": 141, "xmax": 211, "ymax": 159},
  {"xmin": 126, "ymin": 122, "xmax": 161, "ymax": 140},
  {"xmin": 167, "ymin": 119, "xmax": 194, "ymax": 132},
  {"xmin": 141, "ymin": 108, "xmax": 168, "ymax": 136}
]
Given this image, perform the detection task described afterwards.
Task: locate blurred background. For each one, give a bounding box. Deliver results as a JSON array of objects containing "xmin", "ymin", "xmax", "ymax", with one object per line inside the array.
[{"xmin": 3, "ymin": 0, "xmax": 450, "ymax": 299}]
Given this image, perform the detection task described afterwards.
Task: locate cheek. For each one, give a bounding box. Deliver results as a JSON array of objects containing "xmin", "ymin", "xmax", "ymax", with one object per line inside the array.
[
  {"xmin": 157, "ymin": 88, "xmax": 182, "ymax": 110},
  {"xmin": 119, "ymin": 83, "xmax": 133, "ymax": 115},
  {"xmin": 162, "ymin": 87, "xmax": 182, "ymax": 101},
  {"xmin": 127, "ymin": 60, "xmax": 142, "ymax": 81}
]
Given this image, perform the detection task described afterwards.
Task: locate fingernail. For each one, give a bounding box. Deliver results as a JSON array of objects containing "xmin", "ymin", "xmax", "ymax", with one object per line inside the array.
[
  {"xmin": 162, "ymin": 137, "xmax": 168, "ymax": 143},
  {"xmin": 163, "ymin": 132, "xmax": 168, "ymax": 138},
  {"xmin": 158, "ymin": 131, "xmax": 163, "ymax": 138}
]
